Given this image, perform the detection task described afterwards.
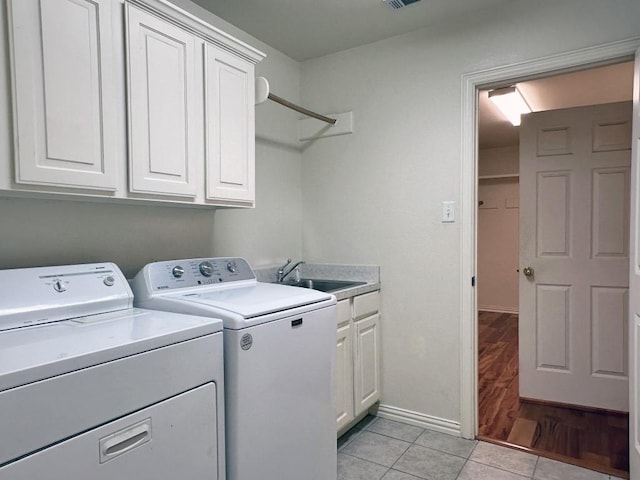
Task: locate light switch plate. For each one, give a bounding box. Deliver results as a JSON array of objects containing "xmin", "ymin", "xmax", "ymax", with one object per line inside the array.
[{"xmin": 442, "ymin": 201, "xmax": 455, "ymax": 223}]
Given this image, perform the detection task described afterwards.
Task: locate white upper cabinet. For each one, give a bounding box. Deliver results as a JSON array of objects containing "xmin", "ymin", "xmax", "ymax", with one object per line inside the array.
[
  {"xmin": 4, "ymin": 0, "xmax": 265, "ymax": 207},
  {"xmin": 205, "ymin": 45, "xmax": 255, "ymax": 203},
  {"xmin": 8, "ymin": 0, "xmax": 119, "ymax": 191},
  {"xmin": 126, "ymin": 4, "xmax": 198, "ymax": 198}
]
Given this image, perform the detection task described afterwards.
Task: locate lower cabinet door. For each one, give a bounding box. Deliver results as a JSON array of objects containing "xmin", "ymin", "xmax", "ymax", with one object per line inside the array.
[
  {"xmin": 336, "ymin": 322, "xmax": 354, "ymax": 431},
  {"xmin": 1, "ymin": 383, "xmax": 219, "ymax": 479},
  {"xmin": 354, "ymin": 313, "xmax": 381, "ymax": 416}
]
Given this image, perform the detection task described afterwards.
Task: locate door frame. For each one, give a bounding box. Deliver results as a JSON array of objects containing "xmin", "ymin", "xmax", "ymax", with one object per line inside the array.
[{"xmin": 459, "ymin": 37, "xmax": 640, "ymax": 439}]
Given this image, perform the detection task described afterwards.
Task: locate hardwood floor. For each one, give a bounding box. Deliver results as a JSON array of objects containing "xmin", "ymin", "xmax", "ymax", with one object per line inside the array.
[
  {"xmin": 477, "ymin": 310, "xmax": 629, "ymax": 478},
  {"xmin": 478, "ymin": 311, "xmax": 519, "ymax": 440}
]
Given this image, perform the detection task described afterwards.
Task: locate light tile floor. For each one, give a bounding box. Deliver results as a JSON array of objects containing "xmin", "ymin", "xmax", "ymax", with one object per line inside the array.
[{"xmin": 337, "ymin": 416, "xmax": 626, "ymax": 480}]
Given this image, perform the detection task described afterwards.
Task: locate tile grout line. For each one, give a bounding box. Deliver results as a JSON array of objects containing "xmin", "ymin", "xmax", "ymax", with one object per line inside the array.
[
  {"xmin": 385, "ymin": 424, "xmax": 429, "ymax": 480},
  {"xmin": 532, "ymin": 455, "xmax": 540, "ymax": 479},
  {"xmin": 365, "ymin": 418, "xmax": 421, "ymax": 479},
  {"xmin": 362, "ymin": 418, "xmax": 480, "ymax": 480},
  {"xmin": 338, "ymin": 451, "xmax": 397, "ymax": 472},
  {"xmin": 364, "ymin": 422, "xmax": 479, "ymax": 461},
  {"xmin": 467, "ymin": 443, "xmax": 541, "ymax": 479},
  {"xmin": 453, "ymin": 439, "xmax": 480, "ymax": 480},
  {"xmin": 454, "ymin": 457, "xmax": 470, "ymax": 480}
]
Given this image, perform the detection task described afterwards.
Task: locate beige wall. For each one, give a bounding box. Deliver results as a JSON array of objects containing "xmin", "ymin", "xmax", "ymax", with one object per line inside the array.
[
  {"xmin": 1, "ymin": 0, "xmax": 639, "ymax": 431},
  {"xmin": 477, "ymin": 146, "xmax": 520, "ymax": 313},
  {"xmin": 479, "ymin": 145, "xmax": 519, "ymax": 177},
  {"xmin": 477, "ymin": 178, "xmax": 519, "ymax": 313},
  {"xmin": 299, "ymin": 0, "xmax": 640, "ymax": 423},
  {"xmin": 167, "ymin": 0, "xmax": 307, "ymax": 268},
  {"xmin": 0, "ymin": 1, "xmax": 303, "ymax": 277}
]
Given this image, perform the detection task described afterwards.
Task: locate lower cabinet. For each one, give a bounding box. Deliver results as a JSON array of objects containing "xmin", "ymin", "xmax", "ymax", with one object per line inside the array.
[
  {"xmin": 336, "ymin": 290, "xmax": 381, "ymax": 434},
  {"xmin": 354, "ymin": 312, "xmax": 381, "ymax": 415},
  {"xmin": 336, "ymin": 305, "xmax": 354, "ymax": 432}
]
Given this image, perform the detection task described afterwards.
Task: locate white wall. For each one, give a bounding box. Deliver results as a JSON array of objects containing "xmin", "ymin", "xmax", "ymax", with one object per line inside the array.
[
  {"xmin": 0, "ymin": 1, "xmax": 303, "ymax": 277},
  {"xmin": 299, "ymin": 0, "xmax": 640, "ymax": 425}
]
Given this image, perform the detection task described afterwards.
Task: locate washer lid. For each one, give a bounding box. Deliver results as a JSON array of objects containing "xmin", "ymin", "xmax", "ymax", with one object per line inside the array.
[
  {"xmin": 177, "ymin": 282, "xmax": 333, "ymax": 319},
  {"xmin": 0, "ymin": 308, "xmax": 222, "ymax": 391}
]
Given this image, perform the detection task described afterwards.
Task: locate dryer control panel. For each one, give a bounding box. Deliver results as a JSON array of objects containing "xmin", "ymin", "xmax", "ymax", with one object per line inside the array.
[
  {"xmin": 139, "ymin": 258, "xmax": 255, "ymax": 291},
  {"xmin": 0, "ymin": 263, "xmax": 132, "ymax": 331}
]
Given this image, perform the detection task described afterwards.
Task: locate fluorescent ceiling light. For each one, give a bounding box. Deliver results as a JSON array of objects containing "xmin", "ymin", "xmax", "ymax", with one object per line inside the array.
[
  {"xmin": 383, "ymin": 0, "xmax": 422, "ymax": 10},
  {"xmin": 488, "ymin": 86, "xmax": 531, "ymax": 126}
]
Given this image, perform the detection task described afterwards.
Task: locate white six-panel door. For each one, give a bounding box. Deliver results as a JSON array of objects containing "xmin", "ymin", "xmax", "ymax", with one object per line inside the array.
[
  {"xmin": 519, "ymin": 102, "xmax": 632, "ymax": 411},
  {"xmin": 9, "ymin": 0, "xmax": 118, "ymax": 190},
  {"xmin": 628, "ymin": 46, "xmax": 640, "ymax": 478}
]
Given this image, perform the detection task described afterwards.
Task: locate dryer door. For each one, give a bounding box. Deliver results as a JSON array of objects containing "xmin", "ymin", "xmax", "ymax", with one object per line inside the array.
[{"xmin": 1, "ymin": 383, "xmax": 219, "ymax": 479}]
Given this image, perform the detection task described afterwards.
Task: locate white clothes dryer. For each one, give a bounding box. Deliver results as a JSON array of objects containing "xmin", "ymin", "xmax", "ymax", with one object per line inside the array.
[
  {"xmin": 0, "ymin": 263, "xmax": 225, "ymax": 480},
  {"xmin": 132, "ymin": 257, "xmax": 337, "ymax": 480}
]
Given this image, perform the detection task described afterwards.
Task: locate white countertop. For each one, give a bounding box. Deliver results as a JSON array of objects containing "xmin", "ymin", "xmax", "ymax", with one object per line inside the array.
[{"xmin": 253, "ymin": 263, "xmax": 380, "ymax": 300}]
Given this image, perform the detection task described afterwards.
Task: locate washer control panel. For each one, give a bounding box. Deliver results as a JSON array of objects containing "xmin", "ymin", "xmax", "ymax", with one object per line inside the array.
[{"xmin": 144, "ymin": 258, "xmax": 255, "ymax": 291}]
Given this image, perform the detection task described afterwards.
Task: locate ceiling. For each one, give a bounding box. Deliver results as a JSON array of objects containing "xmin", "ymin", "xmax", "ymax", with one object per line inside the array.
[
  {"xmin": 191, "ymin": 0, "xmax": 634, "ymax": 149},
  {"xmin": 192, "ymin": 0, "xmax": 515, "ymax": 61},
  {"xmin": 479, "ymin": 61, "xmax": 634, "ymax": 149}
]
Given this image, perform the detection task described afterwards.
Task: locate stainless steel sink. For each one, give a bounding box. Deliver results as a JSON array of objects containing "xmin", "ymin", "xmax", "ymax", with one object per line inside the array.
[{"xmin": 281, "ymin": 278, "xmax": 366, "ymax": 293}]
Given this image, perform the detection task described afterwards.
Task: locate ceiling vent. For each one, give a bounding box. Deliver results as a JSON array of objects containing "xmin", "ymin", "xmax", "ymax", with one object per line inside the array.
[{"xmin": 384, "ymin": 0, "xmax": 422, "ymax": 10}]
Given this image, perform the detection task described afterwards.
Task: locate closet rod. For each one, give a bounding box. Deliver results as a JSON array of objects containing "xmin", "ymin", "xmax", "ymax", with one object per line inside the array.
[{"xmin": 268, "ymin": 93, "xmax": 337, "ymax": 125}]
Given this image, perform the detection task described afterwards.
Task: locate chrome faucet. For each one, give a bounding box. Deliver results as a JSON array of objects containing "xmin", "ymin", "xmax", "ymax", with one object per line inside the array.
[{"xmin": 276, "ymin": 258, "xmax": 305, "ymax": 282}]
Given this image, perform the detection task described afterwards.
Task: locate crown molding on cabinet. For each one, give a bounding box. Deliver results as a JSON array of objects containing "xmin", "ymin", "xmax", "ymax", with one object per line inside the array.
[{"xmin": 126, "ymin": 0, "xmax": 266, "ymax": 64}]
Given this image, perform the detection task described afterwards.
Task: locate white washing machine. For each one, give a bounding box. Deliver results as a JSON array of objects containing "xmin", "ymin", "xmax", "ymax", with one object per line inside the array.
[
  {"xmin": 0, "ymin": 262, "xmax": 225, "ymax": 480},
  {"xmin": 132, "ymin": 257, "xmax": 337, "ymax": 480}
]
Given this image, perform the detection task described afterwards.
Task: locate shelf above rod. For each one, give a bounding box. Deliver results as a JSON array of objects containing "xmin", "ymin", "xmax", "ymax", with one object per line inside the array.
[
  {"xmin": 478, "ymin": 174, "xmax": 520, "ymax": 180},
  {"xmin": 268, "ymin": 93, "xmax": 337, "ymax": 125}
]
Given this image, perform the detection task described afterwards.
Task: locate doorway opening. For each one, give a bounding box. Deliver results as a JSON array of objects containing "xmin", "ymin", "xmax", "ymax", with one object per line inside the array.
[{"xmin": 475, "ymin": 61, "xmax": 634, "ymax": 477}]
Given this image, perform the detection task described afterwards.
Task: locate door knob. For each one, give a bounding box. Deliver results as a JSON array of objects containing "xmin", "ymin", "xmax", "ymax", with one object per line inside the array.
[{"xmin": 523, "ymin": 266, "xmax": 534, "ymax": 277}]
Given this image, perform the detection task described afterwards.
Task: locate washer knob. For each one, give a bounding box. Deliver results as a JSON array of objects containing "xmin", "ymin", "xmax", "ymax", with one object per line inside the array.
[
  {"xmin": 199, "ymin": 261, "xmax": 213, "ymax": 277},
  {"xmin": 227, "ymin": 261, "xmax": 237, "ymax": 273},
  {"xmin": 103, "ymin": 276, "xmax": 115, "ymax": 287},
  {"xmin": 172, "ymin": 266, "xmax": 185, "ymax": 278}
]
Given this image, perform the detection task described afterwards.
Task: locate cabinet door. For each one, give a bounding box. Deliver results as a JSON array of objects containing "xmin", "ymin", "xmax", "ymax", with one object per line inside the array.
[
  {"xmin": 126, "ymin": 5, "xmax": 198, "ymax": 197},
  {"xmin": 336, "ymin": 322, "xmax": 354, "ymax": 431},
  {"xmin": 8, "ymin": 0, "xmax": 118, "ymax": 190},
  {"xmin": 354, "ymin": 313, "xmax": 381, "ymax": 416},
  {"xmin": 204, "ymin": 44, "xmax": 255, "ymax": 204}
]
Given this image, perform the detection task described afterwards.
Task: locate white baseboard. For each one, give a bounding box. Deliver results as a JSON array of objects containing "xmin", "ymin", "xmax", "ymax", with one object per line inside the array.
[
  {"xmin": 375, "ymin": 404, "xmax": 461, "ymax": 437},
  {"xmin": 478, "ymin": 304, "xmax": 518, "ymax": 314}
]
